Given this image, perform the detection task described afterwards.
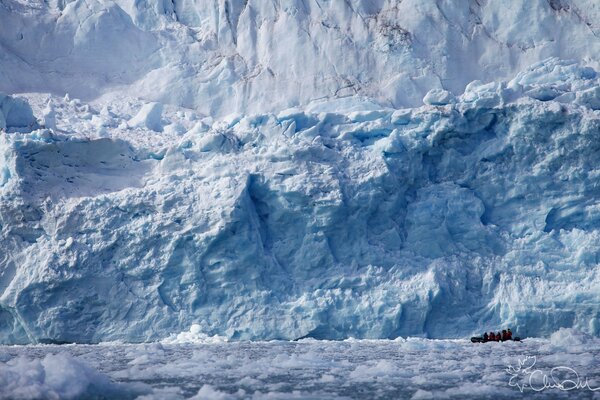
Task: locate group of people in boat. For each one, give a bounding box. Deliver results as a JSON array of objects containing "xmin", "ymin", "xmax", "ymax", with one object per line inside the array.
[
  {"xmin": 472, "ymin": 328, "xmax": 520, "ymax": 343},
  {"xmin": 482, "ymin": 329, "xmax": 513, "ymax": 342}
]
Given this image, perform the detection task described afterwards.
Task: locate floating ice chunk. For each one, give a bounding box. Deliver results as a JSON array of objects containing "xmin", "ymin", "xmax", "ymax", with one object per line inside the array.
[
  {"xmin": 90, "ymin": 114, "xmax": 106, "ymax": 128},
  {"xmin": 423, "ymin": 89, "xmax": 455, "ymax": 106},
  {"xmin": 0, "ymin": 165, "xmax": 9, "ymax": 187},
  {"xmin": 349, "ymin": 359, "xmax": 397, "ymax": 380},
  {"xmin": 64, "ymin": 237, "xmax": 74, "ymax": 250},
  {"xmin": 411, "ymin": 389, "xmax": 434, "ymax": 399},
  {"xmin": 129, "ymin": 102, "xmax": 164, "ymax": 132},
  {"xmin": 190, "ymin": 385, "xmax": 238, "ymax": 400},
  {"xmin": 0, "ymin": 353, "xmax": 148, "ymax": 399},
  {"xmin": 162, "ymin": 324, "xmax": 229, "ymax": 344}
]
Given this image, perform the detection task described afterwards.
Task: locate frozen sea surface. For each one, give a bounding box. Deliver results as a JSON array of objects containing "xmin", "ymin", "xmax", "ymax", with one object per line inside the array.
[{"xmin": 1, "ymin": 330, "xmax": 599, "ymax": 399}]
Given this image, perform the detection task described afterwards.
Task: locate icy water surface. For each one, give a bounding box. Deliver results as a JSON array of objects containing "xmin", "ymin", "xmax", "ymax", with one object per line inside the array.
[{"xmin": 1, "ymin": 335, "xmax": 600, "ymax": 399}]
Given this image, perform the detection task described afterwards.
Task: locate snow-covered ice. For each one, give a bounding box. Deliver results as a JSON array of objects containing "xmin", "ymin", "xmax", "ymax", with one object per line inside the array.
[
  {"xmin": 1, "ymin": 331, "xmax": 600, "ymax": 399},
  {"xmin": 1, "ymin": 0, "xmax": 600, "ymax": 117}
]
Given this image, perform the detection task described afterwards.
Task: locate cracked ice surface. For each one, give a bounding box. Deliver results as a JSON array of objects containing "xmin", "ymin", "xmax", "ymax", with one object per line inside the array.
[{"xmin": 1, "ymin": 58, "xmax": 600, "ymax": 343}]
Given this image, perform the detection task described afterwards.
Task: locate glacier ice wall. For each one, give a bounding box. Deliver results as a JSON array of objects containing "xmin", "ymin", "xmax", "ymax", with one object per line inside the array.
[
  {"xmin": 1, "ymin": 59, "xmax": 600, "ymax": 343},
  {"xmin": 1, "ymin": 0, "xmax": 599, "ymax": 116}
]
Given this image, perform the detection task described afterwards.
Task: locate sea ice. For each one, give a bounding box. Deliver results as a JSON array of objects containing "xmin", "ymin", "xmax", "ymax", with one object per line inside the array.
[
  {"xmin": 0, "ymin": 352, "xmax": 147, "ymax": 399},
  {"xmin": 1, "ymin": 335, "xmax": 598, "ymax": 399}
]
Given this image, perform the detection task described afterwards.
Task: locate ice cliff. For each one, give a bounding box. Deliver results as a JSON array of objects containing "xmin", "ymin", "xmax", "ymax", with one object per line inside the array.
[
  {"xmin": 0, "ymin": 58, "xmax": 599, "ymax": 343},
  {"xmin": 0, "ymin": 0, "xmax": 600, "ymax": 344}
]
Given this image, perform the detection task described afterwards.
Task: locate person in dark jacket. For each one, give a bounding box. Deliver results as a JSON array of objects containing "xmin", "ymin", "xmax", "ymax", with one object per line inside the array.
[
  {"xmin": 483, "ymin": 332, "xmax": 489, "ymax": 342},
  {"xmin": 502, "ymin": 330, "xmax": 508, "ymax": 341}
]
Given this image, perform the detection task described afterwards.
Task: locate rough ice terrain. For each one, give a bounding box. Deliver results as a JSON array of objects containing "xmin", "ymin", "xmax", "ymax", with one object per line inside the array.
[
  {"xmin": 1, "ymin": 58, "xmax": 600, "ymax": 344},
  {"xmin": 0, "ymin": 329, "xmax": 600, "ymax": 399},
  {"xmin": 0, "ymin": 0, "xmax": 600, "ymax": 345}
]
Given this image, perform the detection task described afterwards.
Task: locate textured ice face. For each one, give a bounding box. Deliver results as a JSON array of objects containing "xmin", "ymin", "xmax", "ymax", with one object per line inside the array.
[
  {"xmin": 0, "ymin": 0, "xmax": 599, "ymax": 116},
  {"xmin": 0, "ymin": 59, "xmax": 599, "ymax": 344}
]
